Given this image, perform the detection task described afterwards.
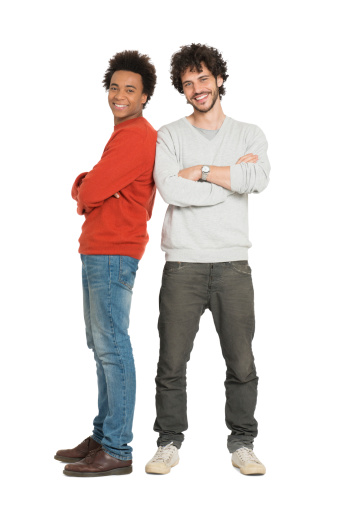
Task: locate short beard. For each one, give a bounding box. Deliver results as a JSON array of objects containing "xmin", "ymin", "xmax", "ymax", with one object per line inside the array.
[{"xmin": 188, "ymin": 87, "xmax": 219, "ymax": 113}]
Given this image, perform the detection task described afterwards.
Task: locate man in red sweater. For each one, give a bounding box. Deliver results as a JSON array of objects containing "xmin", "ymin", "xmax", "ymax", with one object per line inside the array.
[{"xmin": 54, "ymin": 51, "xmax": 157, "ymax": 477}]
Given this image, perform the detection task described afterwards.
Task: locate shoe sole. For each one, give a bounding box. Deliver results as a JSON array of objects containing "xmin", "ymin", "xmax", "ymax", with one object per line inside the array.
[
  {"xmin": 232, "ymin": 461, "xmax": 266, "ymax": 475},
  {"xmin": 145, "ymin": 458, "xmax": 179, "ymax": 475},
  {"xmin": 54, "ymin": 455, "xmax": 84, "ymax": 463},
  {"xmin": 63, "ymin": 466, "xmax": 133, "ymax": 477}
]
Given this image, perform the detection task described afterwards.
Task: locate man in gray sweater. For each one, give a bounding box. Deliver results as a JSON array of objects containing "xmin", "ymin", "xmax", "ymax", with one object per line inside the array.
[{"xmin": 145, "ymin": 44, "xmax": 270, "ymax": 476}]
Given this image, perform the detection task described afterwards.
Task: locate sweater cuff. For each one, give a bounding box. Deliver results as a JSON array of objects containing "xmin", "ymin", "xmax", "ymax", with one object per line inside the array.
[
  {"xmin": 230, "ymin": 164, "xmax": 243, "ymax": 194},
  {"xmin": 71, "ymin": 172, "xmax": 88, "ymax": 200}
]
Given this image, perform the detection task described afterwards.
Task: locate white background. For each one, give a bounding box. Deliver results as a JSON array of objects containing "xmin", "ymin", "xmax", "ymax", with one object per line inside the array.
[{"xmin": 1, "ymin": 0, "xmax": 336, "ymax": 506}]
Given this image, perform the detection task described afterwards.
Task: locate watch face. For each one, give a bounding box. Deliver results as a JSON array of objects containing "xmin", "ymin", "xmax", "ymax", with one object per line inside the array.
[{"xmin": 201, "ymin": 166, "xmax": 210, "ymax": 181}]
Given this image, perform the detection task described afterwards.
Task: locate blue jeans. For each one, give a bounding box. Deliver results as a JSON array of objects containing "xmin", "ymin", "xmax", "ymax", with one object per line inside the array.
[{"xmin": 81, "ymin": 254, "xmax": 139, "ymax": 460}]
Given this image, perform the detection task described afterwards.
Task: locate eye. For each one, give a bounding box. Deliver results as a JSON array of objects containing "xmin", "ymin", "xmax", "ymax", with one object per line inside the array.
[
  {"xmin": 184, "ymin": 82, "xmax": 191, "ymax": 87},
  {"xmin": 201, "ymin": 78, "xmax": 208, "ymax": 82},
  {"xmin": 110, "ymin": 86, "xmax": 117, "ymax": 90},
  {"xmin": 127, "ymin": 89, "xmax": 134, "ymax": 93}
]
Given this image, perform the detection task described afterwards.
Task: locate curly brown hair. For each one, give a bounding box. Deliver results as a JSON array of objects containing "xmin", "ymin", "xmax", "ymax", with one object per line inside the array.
[
  {"xmin": 170, "ymin": 43, "xmax": 229, "ymax": 98},
  {"xmin": 103, "ymin": 50, "xmax": 156, "ymax": 108}
]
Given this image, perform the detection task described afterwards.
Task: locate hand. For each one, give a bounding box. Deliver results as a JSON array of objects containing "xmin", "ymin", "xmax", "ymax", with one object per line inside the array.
[
  {"xmin": 113, "ymin": 193, "xmax": 120, "ymax": 198},
  {"xmin": 178, "ymin": 165, "xmax": 202, "ymax": 181},
  {"xmin": 236, "ymin": 153, "xmax": 259, "ymax": 164},
  {"xmin": 77, "ymin": 202, "xmax": 93, "ymax": 215}
]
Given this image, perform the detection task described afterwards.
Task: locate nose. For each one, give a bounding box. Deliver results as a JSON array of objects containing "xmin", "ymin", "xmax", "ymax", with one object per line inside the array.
[
  {"xmin": 193, "ymin": 83, "xmax": 204, "ymax": 95},
  {"xmin": 111, "ymin": 86, "xmax": 127, "ymax": 101}
]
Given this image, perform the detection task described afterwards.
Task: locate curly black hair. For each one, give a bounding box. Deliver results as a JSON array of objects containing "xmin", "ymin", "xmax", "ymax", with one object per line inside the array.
[
  {"xmin": 170, "ymin": 43, "xmax": 229, "ymax": 98},
  {"xmin": 103, "ymin": 50, "xmax": 156, "ymax": 108}
]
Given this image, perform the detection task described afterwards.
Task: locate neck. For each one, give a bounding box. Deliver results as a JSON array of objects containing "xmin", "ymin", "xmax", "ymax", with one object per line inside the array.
[
  {"xmin": 187, "ymin": 100, "xmax": 225, "ymax": 130},
  {"xmin": 114, "ymin": 111, "xmax": 143, "ymax": 126}
]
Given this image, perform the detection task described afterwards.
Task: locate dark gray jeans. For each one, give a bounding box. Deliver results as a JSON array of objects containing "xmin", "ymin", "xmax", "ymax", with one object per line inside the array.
[{"xmin": 154, "ymin": 261, "xmax": 258, "ymax": 453}]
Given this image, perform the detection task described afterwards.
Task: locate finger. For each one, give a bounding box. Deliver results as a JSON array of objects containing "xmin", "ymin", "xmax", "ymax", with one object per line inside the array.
[
  {"xmin": 236, "ymin": 157, "xmax": 251, "ymax": 164},
  {"xmin": 240, "ymin": 155, "xmax": 259, "ymax": 163},
  {"xmin": 236, "ymin": 154, "xmax": 253, "ymax": 163},
  {"xmin": 236, "ymin": 153, "xmax": 259, "ymax": 164},
  {"xmin": 114, "ymin": 193, "xmax": 120, "ymax": 198},
  {"xmin": 241, "ymin": 154, "xmax": 256, "ymax": 161}
]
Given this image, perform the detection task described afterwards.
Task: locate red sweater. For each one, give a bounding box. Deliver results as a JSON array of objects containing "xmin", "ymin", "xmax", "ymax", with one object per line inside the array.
[{"xmin": 71, "ymin": 117, "xmax": 157, "ymax": 259}]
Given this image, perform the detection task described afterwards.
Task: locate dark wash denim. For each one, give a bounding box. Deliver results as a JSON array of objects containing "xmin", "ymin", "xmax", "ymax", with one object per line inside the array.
[
  {"xmin": 81, "ymin": 254, "xmax": 139, "ymax": 460},
  {"xmin": 154, "ymin": 261, "xmax": 258, "ymax": 453}
]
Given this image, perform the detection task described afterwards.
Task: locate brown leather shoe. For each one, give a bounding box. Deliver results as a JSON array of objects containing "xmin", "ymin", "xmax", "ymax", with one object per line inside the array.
[
  {"xmin": 54, "ymin": 436, "xmax": 101, "ymax": 463},
  {"xmin": 63, "ymin": 446, "xmax": 132, "ymax": 476}
]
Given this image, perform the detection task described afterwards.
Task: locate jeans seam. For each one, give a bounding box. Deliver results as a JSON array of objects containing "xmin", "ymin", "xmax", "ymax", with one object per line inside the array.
[
  {"xmin": 109, "ymin": 257, "xmax": 128, "ymax": 449},
  {"xmin": 119, "ymin": 256, "xmax": 134, "ymax": 291}
]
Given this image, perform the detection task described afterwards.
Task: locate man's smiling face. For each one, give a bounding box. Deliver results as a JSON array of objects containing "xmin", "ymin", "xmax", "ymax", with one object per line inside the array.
[
  {"xmin": 181, "ymin": 62, "xmax": 223, "ymax": 113},
  {"xmin": 108, "ymin": 70, "xmax": 147, "ymax": 124}
]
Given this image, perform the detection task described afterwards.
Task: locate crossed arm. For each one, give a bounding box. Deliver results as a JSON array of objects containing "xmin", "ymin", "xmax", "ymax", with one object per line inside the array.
[
  {"xmin": 178, "ymin": 153, "xmax": 259, "ymax": 189},
  {"xmin": 178, "ymin": 125, "xmax": 270, "ymax": 194},
  {"xmin": 72, "ymin": 172, "xmax": 120, "ymax": 214},
  {"xmin": 154, "ymin": 125, "xmax": 270, "ymax": 207},
  {"xmin": 71, "ymin": 128, "xmax": 149, "ymax": 214},
  {"xmin": 154, "ymin": 129, "xmax": 234, "ymax": 207}
]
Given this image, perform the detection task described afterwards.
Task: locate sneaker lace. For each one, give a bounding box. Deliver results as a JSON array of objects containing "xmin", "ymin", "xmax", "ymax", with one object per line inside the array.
[
  {"xmin": 237, "ymin": 447, "xmax": 260, "ymax": 464},
  {"xmin": 152, "ymin": 443, "xmax": 176, "ymax": 462}
]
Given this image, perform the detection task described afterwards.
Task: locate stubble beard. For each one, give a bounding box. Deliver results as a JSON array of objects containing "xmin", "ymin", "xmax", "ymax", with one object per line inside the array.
[{"xmin": 188, "ymin": 86, "xmax": 219, "ymax": 114}]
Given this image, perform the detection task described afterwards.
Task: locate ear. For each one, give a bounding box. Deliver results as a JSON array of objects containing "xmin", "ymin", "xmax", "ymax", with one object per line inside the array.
[
  {"xmin": 141, "ymin": 93, "xmax": 148, "ymax": 105},
  {"xmin": 216, "ymin": 75, "xmax": 223, "ymax": 87}
]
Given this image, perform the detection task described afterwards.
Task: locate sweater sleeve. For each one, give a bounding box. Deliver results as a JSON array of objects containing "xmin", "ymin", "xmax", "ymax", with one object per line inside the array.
[
  {"xmin": 77, "ymin": 126, "xmax": 150, "ymax": 209},
  {"xmin": 71, "ymin": 172, "xmax": 88, "ymax": 201},
  {"xmin": 230, "ymin": 125, "xmax": 271, "ymax": 194},
  {"xmin": 154, "ymin": 128, "xmax": 233, "ymax": 208}
]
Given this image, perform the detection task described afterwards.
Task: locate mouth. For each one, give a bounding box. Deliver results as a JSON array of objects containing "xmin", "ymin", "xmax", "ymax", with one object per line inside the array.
[
  {"xmin": 113, "ymin": 103, "xmax": 128, "ymax": 110},
  {"xmin": 193, "ymin": 93, "xmax": 209, "ymax": 103}
]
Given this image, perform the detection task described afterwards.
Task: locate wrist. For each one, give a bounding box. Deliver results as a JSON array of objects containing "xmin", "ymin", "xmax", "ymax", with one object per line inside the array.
[{"xmin": 201, "ymin": 165, "xmax": 210, "ymax": 181}]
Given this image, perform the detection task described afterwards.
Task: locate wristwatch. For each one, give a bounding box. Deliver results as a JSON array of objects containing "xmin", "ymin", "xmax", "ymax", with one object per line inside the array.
[{"xmin": 201, "ymin": 165, "xmax": 210, "ymax": 181}]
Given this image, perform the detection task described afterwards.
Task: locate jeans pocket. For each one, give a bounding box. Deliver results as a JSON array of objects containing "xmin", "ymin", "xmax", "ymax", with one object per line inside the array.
[
  {"xmin": 163, "ymin": 261, "xmax": 187, "ymax": 273},
  {"xmin": 118, "ymin": 256, "xmax": 139, "ymax": 290},
  {"xmin": 228, "ymin": 260, "xmax": 252, "ymax": 275}
]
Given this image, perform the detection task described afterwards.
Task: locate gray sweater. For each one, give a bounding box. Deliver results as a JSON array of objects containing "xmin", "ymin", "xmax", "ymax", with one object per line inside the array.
[{"xmin": 154, "ymin": 116, "xmax": 270, "ymax": 262}]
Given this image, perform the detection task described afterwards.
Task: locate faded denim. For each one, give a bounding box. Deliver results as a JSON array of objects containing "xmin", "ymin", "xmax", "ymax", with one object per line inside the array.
[
  {"xmin": 81, "ymin": 254, "xmax": 139, "ymax": 460},
  {"xmin": 154, "ymin": 261, "xmax": 258, "ymax": 453}
]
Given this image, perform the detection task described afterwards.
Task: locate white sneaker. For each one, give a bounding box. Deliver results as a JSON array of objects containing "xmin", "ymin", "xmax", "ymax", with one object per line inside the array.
[
  {"xmin": 232, "ymin": 447, "xmax": 266, "ymax": 475},
  {"xmin": 145, "ymin": 443, "xmax": 179, "ymax": 474}
]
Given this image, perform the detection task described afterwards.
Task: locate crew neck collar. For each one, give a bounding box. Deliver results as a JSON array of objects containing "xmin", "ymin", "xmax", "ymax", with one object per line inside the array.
[{"xmin": 114, "ymin": 116, "xmax": 145, "ymax": 131}]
